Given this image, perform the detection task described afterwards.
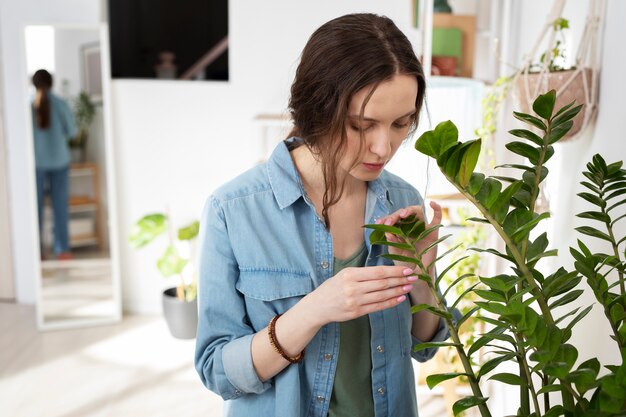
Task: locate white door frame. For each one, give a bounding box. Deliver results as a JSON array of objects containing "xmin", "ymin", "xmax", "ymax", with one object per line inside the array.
[{"xmin": 0, "ymin": 38, "xmax": 15, "ymax": 301}]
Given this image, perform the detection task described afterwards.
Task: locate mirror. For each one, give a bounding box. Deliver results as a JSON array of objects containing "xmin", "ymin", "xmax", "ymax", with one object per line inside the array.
[{"xmin": 24, "ymin": 24, "xmax": 121, "ymax": 329}]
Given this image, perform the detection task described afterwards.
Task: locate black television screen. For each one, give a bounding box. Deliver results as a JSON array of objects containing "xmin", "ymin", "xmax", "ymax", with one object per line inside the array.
[{"xmin": 108, "ymin": 0, "xmax": 228, "ymax": 81}]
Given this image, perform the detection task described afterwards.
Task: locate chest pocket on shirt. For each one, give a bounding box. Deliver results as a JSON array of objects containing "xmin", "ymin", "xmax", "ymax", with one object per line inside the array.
[{"xmin": 236, "ymin": 269, "xmax": 314, "ymax": 301}]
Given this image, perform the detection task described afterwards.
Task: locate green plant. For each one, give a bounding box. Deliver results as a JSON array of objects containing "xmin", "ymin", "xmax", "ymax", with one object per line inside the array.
[
  {"xmin": 129, "ymin": 213, "xmax": 199, "ymax": 302},
  {"xmin": 365, "ymin": 90, "xmax": 626, "ymax": 416},
  {"xmin": 68, "ymin": 90, "xmax": 96, "ymax": 149}
]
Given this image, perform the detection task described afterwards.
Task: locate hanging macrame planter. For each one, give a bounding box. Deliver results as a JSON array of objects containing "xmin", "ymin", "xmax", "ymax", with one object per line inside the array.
[{"xmin": 513, "ymin": 0, "xmax": 605, "ymax": 142}]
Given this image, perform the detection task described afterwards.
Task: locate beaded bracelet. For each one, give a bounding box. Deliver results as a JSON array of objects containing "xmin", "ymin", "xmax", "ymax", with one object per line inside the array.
[{"xmin": 267, "ymin": 314, "xmax": 305, "ymax": 364}]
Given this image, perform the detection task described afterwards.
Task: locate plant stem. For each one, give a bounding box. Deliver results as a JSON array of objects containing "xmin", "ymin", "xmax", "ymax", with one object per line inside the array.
[
  {"xmin": 407, "ymin": 241, "xmax": 492, "ymax": 417},
  {"xmin": 452, "ymin": 184, "xmax": 555, "ymax": 325},
  {"xmin": 605, "ymin": 218, "xmax": 626, "ymax": 296},
  {"xmin": 513, "ymin": 332, "xmax": 540, "ymax": 415}
]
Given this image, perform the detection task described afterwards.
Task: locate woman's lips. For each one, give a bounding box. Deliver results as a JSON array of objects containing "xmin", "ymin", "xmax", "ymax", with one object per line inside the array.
[{"xmin": 363, "ymin": 162, "xmax": 385, "ymax": 171}]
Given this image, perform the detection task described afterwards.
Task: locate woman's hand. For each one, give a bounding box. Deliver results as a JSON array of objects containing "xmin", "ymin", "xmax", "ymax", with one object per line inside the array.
[
  {"xmin": 375, "ymin": 201, "xmax": 443, "ymax": 276},
  {"xmin": 306, "ymin": 265, "xmax": 418, "ymax": 326}
]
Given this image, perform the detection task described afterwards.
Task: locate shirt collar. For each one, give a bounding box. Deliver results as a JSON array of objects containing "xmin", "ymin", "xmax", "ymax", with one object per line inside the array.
[{"xmin": 266, "ymin": 137, "xmax": 393, "ymax": 210}]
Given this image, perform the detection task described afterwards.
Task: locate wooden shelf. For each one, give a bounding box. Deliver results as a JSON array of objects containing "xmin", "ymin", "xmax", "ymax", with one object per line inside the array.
[{"xmin": 69, "ymin": 163, "xmax": 102, "ymax": 250}]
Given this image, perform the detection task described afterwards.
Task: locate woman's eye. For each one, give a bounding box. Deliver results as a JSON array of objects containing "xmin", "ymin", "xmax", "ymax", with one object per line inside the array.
[
  {"xmin": 350, "ymin": 124, "xmax": 373, "ymax": 132},
  {"xmin": 393, "ymin": 121, "xmax": 410, "ymax": 129}
]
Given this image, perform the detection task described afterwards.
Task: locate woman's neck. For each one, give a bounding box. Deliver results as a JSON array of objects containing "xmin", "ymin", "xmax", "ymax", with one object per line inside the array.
[{"xmin": 290, "ymin": 144, "xmax": 365, "ymax": 201}]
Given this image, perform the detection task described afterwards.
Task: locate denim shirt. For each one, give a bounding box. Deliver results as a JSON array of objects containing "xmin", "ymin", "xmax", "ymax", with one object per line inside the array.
[{"xmin": 195, "ymin": 138, "xmax": 450, "ymax": 417}]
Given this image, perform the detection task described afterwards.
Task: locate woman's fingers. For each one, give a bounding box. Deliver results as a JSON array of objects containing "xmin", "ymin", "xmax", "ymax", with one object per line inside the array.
[{"xmin": 428, "ymin": 200, "xmax": 443, "ymax": 227}]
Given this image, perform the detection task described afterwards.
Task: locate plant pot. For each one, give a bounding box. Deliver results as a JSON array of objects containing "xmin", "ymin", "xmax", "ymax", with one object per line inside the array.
[
  {"xmin": 162, "ymin": 288, "xmax": 198, "ymax": 339},
  {"xmin": 514, "ymin": 68, "xmax": 595, "ymax": 141}
]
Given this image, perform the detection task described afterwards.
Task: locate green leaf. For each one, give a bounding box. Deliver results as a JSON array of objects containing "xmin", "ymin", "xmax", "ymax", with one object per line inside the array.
[
  {"xmin": 475, "ymin": 178, "xmax": 502, "ymax": 209},
  {"xmin": 456, "ymin": 306, "xmax": 480, "ymax": 328},
  {"xmin": 426, "ymin": 373, "xmax": 467, "ymax": 389},
  {"xmin": 370, "ymin": 241, "xmax": 414, "ymax": 251},
  {"xmin": 537, "ymin": 384, "xmax": 564, "ymax": 395},
  {"xmin": 548, "ymin": 289, "xmax": 584, "ymax": 309},
  {"xmin": 444, "ymin": 143, "xmax": 465, "ymax": 180},
  {"xmin": 415, "ymin": 120, "xmax": 459, "ymax": 159},
  {"xmin": 467, "ymin": 172, "xmax": 485, "ymax": 195},
  {"xmin": 568, "ymin": 368, "xmax": 597, "ymax": 396},
  {"xmin": 577, "ymin": 192, "xmax": 606, "ymax": 208},
  {"xmin": 470, "ymin": 248, "xmax": 514, "ymax": 262},
  {"xmin": 129, "ymin": 213, "xmax": 167, "ymax": 248},
  {"xmin": 511, "ymin": 212, "xmax": 551, "ymax": 241},
  {"xmin": 547, "ymin": 121, "xmax": 574, "ymax": 144},
  {"xmin": 502, "ymin": 208, "xmax": 533, "ymax": 238},
  {"xmin": 381, "ymin": 253, "xmax": 419, "ymax": 265},
  {"xmin": 477, "ymin": 353, "xmax": 515, "ymax": 379},
  {"xmin": 413, "ymin": 341, "xmax": 460, "ymax": 352},
  {"xmin": 509, "ymin": 128, "xmax": 544, "ymax": 146},
  {"xmin": 474, "ymin": 289, "xmax": 506, "ymax": 303},
  {"xmin": 552, "ymin": 100, "xmax": 576, "ymax": 119},
  {"xmin": 489, "ymin": 372, "xmax": 524, "ymax": 385},
  {"xmin": 363, "ymin": 223, "xmax": 404, "ymax": 236},
  {"xmin": 490, "ymin": 181, "xmax": 523, "ymax": 222},
  {"xmin": 543, "ymin": 405, "xmax": 566, "ymax": 417},
  {"xmin": 533, "ymin": 89, "xmax": 557, "ymax": 120},
  {"xmin": 526, "ymin": 232, "xmax": 549, "ymax": 262},
  {"xmin": 610, "ymin": 303, "xmax": 626, "ymax": 323},
  {"xmin": 606, "ymin": 187, "xmax": 626, "ymax": 201},
  {"xmin": 575, "ymin": 226, "xmax": 613, "ymax": 243},
  {"xmin": 576, "ymin": 211, "xmax": 611, "ymax": 223},
  {"xmin": 458, "ymin": 139, "xmax": 482, "ymax": 187},
  {"xmin": 178, "ymin": 221, "xmax": 199, "ymax": 240},
  {"xmin": 552, "ymin": 103, "xmax": 583, "ymax": 128},
  {"xmin": 505, "ymin": 141, "xmax": 541, "ymax": 164},
  {"xmin": 157, "ymin": 245, "xmax": 188, "ymax": 277},
  {"xmin": 467, "ymin": 326, "xmax": 506, "ymax": 357},
  {"xmin": 452, "ymin": 396, "xmax": 489, "ymax": 416},
  {"xmin": 513, "ymin": 111, "xmax": 547, "ymax": 131},
  {"xmin": 542, "ymin": 268, "xmax": 580, "ymax": 299},
  {"xmin": 411, "ymin": 303, "xmax": 435, "ymax": 314}
]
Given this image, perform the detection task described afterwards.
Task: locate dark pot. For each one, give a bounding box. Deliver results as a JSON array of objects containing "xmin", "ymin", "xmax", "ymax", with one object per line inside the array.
[{"xmin": 162, "ymin": 288, "xmax": 198, "ymax": 339}]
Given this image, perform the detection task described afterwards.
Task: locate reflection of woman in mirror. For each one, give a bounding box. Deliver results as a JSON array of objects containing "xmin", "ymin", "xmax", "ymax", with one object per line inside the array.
[{"xmin": 31, "ymin": 69, "xmax": 76, "ymax": 260}]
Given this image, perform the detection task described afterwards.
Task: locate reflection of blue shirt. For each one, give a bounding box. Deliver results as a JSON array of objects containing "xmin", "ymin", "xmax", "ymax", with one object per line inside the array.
[
  {"xmin": 32, "ymin": 93, "xmax": 76, "ymax": 169},
  {"xmin": 195, "ymin": 138, "xmax": 450, "ymax": 417}
]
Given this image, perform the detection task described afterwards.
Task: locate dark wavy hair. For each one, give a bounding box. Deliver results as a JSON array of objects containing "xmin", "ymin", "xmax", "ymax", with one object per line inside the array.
[
  {"xmin": 32, "ymin": 69, "xmax": 53, "ymax": 129},
  {"xmin": 288, "ymin": 13, "xmax": 426, "ymax": 227}
]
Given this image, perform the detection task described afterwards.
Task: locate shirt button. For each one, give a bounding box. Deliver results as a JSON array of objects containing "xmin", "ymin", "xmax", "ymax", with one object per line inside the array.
[
  {"xmin": 321, "ymin": 261, "xmax": 329, "ymax": 269},
  {"xmin": 377, "ymin": 387, "xmax": 385, "ymax": 395},
  {"xmin": 317, "ymin": 395, "xmax": 325, "ymax": 403},
  {"xmin": 234, "ymin": 389, "xmax": 241, "ymax": 395},
  {"xmin": 324, "ymin": 353, "xmax": 333, "ymax": 360},
  {"xmin": 376, "ymin": 345, "xmax": 384, "ymax": 353}
]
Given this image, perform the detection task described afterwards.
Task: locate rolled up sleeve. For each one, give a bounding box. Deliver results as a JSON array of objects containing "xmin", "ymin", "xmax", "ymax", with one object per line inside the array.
[
  {"xmin": 411, "ymin": 317, "xmax": 451, "ymax": 362},
  {"xmin": 194, "ymin": 196, "xmax": 271, "ymax": 400}
]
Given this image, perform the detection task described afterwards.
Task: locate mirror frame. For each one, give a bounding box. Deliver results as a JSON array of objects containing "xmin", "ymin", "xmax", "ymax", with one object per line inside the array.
[{"xmin": 21, "ymin": 22, "xmax": 122, "ymax": 330}]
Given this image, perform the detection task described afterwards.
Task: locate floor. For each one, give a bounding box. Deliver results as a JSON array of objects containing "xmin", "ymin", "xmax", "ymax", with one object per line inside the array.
[
  {"xmin": 0, "ymin": 303, "xmax": 223, "ymax": 417},
  {"xmin": 0, "ymin": 302, "xmax": 456, "ymax": 417}
]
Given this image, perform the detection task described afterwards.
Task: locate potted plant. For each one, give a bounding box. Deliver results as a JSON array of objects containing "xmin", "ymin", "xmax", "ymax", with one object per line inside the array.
[
  {"xmin": 129, "ymin": 213, "xmax": 199, "ymax": 339},
  {"xmin": 68, "ymin": 90, "xmax": 96, "ymax": 163},
  {"xmin": 366, "ymin": 90, "xmax": 626, "ymax": 416},
  {"xmin": 478, "ymin": 14, "xmax": 599, "ymax": 148}
]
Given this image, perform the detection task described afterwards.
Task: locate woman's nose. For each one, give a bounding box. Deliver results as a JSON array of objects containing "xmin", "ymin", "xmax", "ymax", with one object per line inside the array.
[{"xmin": 369, "ymin": 129, "xmax": 392, "ymax": 159}]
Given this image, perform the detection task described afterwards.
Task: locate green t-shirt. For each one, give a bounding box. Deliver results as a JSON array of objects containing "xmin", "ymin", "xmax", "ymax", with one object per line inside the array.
[{"xmin": 328, "ymin": 242, "xmax": 374, "ymax": 417}]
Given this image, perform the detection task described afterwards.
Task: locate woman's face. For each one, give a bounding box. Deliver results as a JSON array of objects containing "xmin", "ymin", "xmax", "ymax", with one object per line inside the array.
[{"xmin": 341, "ymin": 73, "xmax": 418, "ymax": 182}]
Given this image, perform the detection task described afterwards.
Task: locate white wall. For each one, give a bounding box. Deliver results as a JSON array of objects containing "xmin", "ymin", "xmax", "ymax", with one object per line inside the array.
[{"xmin": 54, "ymin": 27, "xmax": 100, "ymax": 99}]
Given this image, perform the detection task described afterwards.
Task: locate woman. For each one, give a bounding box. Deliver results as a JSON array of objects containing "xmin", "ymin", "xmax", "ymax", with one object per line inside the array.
[
  {"xmin": 32, "ymin": 69, "xmax": 77, "ymax": 260},
  {"xmin": 196, "ymin": 14, "xmax": 450, "ymax": 417}
]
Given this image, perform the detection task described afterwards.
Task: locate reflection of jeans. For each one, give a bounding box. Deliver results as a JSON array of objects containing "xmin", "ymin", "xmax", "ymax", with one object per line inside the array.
[{"xmin": 36, "ymin": 167, "xmax": 70, "ymax": 254}]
